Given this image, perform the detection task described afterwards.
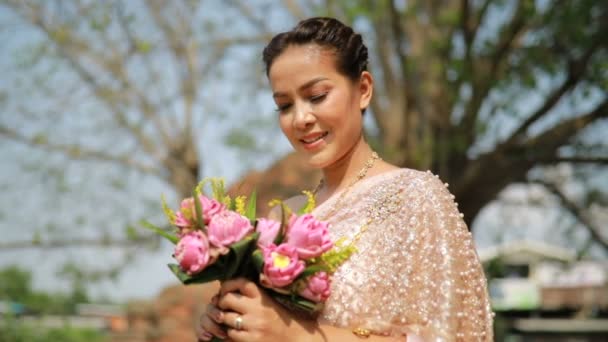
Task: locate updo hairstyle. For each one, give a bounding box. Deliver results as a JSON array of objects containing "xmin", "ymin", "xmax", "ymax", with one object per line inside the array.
[{"xmin": 262, "ymin": 17, "xmax": 369, "ymax": 82}]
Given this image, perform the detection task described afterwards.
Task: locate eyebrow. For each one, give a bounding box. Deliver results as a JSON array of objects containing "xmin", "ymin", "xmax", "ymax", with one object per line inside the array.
[{"xmin": 272, "ymin": 77, "xmax": 329, "ymax": 99}]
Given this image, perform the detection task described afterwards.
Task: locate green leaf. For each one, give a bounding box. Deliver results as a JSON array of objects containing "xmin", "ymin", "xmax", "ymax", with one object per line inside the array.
[
  {"xmin": 140, "ymin": 220, "xmax": 178, "ymax": 244},
  {"xmin": 297, "ymin": 264, "xmax": 329, "ymax": 280},
  {"xmin": 125, "ymin": 225, "xmax": 139, "ymax": 240},
  {"xmin": 245, "ymin": 189, "xmax": 257, "ymax": 221},
  {"xmin": 193, "ymin": 189, "xmax": 206, "ymax": 232},
  {"xmin": 168, "ymin": 263, "xmax": 224, "ymax": 284},
  {"xmin": 251, "ymin": 249, "xmax": 264, "ymax": 274},
  {"xmin": 135, "ymin": 39, "xmax": 152, "ymax": 53},
  {"xmin": 274, "ymin": 202, "xmax": 289, "ymax": 245},
  {"xmin": 266, "ymin": 290, "xmax": 323, "ymax": 317},
  {"xmin": 224, "ymin": 232, "xmax": 260, "ymax": 279}
]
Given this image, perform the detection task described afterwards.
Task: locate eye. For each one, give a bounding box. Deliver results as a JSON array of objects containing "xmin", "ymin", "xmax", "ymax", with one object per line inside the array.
[
  {"xmin": 310, "ymin": 93, "xmax": 327, "ymax": 104},
  {"xmin": 275, "ymin": 103, "xmax": 292, "ymax": 113}
]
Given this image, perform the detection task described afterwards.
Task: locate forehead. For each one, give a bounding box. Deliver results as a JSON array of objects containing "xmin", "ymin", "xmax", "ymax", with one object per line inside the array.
[{"xmin": 268, "ymin": 44, "xmax": 341, "ymax": 91}]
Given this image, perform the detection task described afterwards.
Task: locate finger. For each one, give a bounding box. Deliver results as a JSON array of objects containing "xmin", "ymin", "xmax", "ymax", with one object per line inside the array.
[
  {"xmin": 217, "ymin": 292, "xmax": 252, "ymax": 313},
  {"xmin": 220, "ymin": 278, "xmax": 259, "ymax": 298},
  {"xmin": 199, "ymin": 314, "xmax": 228, "ymax": 340},
  {"xmin": 206, "ymin": 303, "xmax": 224, "ymax": 323},
  {"xmin": 196, "ymin": 329, "xmax": 213, "ymax": 342},
  {"xmin": 211, "ymin": 293, "xmax": 220, "ymax": 305},
  {"xmin": 222, "ymin": 311, "xmax": 248, "ymax": 332},
  {"xmin": 196, "ymin": 323, "xmax": 217, "ymax": 342},
  {"xmin": 226, "ymin": 327, "xmax": 249, "ymax": 342}
]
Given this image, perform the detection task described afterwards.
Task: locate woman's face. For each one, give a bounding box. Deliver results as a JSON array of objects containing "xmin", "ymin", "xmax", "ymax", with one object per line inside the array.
[{"xmin": 268, "ymin": 44, "xmax": 372, "ymax": 168}]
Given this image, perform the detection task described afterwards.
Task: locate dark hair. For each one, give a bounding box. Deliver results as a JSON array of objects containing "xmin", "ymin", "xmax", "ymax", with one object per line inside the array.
[{"xmin": 262, "ymin": 17, "xmax": 368, "ymax": 81}]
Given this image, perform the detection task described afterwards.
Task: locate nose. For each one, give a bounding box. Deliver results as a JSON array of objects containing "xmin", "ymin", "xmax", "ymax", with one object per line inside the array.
[{"xmin": 293, "ymin": 103, "xmax": 315, "ymax": 130}]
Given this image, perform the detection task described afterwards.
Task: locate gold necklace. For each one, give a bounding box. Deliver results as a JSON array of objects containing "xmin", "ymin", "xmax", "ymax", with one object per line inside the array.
[
  {"xmin": 314, "ymin": 151, "xmax": 380, "ymax": 221},
  {"xmin": 314, "ymin": 151, "xmax": 383, "ymax": 340}
]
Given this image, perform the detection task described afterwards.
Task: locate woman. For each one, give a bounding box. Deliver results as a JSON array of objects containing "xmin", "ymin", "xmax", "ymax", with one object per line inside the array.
[{"xmin": 197, "ymin": 17, "xmax": 494, "ymax": 341}]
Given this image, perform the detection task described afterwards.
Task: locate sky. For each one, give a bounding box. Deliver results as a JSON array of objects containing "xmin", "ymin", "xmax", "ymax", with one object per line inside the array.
[{"xmin": 0, "ymin": 1, "xmax": 605, "ymax": 302}]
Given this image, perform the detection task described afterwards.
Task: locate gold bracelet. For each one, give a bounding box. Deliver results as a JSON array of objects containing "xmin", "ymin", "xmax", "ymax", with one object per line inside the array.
[{"xmin": 352, "ymin": 327, "xmax": 371, "ymax": 338}]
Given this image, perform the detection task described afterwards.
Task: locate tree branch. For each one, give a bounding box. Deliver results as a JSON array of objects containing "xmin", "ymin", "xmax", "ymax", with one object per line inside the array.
[
  {"xmin": 540, "ymin": 156, "xmax": 608, "ymax": 165},
  {"xmin": 12, "ymin": 3, "xmax": 165, "ymax": 165},
  {"xmin": 458, "ymin": 0, "xmax": 491, "ymax": 79},
  {"xmin": 0, "ymin": 235, "xmax": 160, "ymax": 250},
  {"xmin": 460, "ymin": 0, "xmax": 530, "ymax": 146},
  {"xmin": 0, "ymin": 124, "xmax": 161, "ymax": 176},
  {"xmin": 227, "ymin": 0, "xmax": 271, "ymax": 32},
  {"xmin": 522, "ymin": 98, "xmax": 608, "ymax": 152},
  {"xmin": 282, "ymin": 0, "xmax": 307, "ymax": 21},
  {"xmin": 501, "ymin": 38, "xmax": 602, "ymax": 147},
  {"xmin": 533, "ymin": 179, "xmax": 608, "ymax": 251}
]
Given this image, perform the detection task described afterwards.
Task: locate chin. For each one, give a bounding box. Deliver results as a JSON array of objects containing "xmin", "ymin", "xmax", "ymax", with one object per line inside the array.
[{"xmin": 301, "ymin": 150, "xmax": 334, "ymax": 169}]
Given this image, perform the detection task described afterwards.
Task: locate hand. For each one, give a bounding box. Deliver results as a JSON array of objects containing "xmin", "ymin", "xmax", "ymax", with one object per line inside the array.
[
  {"xmin": 215, "ymin": 278, "xmax": 309, "ymax": 342},
  {"xmin": 196, "ymin": 293, "xmax": 229, "ymax": 341}
]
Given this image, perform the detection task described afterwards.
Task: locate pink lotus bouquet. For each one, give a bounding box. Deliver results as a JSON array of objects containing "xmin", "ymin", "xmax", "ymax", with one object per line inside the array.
[{"xmin": 142, "ymin": 178, "xmax": 355, "ymax": 315}]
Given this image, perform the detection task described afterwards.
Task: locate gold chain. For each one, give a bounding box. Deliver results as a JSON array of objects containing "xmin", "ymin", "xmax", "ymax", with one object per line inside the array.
[
  {"xmin": 313, "ymin": 152, "xmax": 381, "ymax": 340},
  {"xmin": 314, "ymin": 151, "xmax": 380, "ymax": 222}
]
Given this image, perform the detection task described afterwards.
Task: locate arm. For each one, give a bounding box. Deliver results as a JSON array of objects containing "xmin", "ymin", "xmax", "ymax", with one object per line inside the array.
[{"xmin": 385, "ymin": 171, "xmax": 493, "ymax": 340}]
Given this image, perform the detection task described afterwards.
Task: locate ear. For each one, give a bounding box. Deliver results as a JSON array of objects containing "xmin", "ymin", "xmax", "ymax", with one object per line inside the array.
[{"xmin": 358, "ymin": 71, "xmax": 373, "ymax": 111}]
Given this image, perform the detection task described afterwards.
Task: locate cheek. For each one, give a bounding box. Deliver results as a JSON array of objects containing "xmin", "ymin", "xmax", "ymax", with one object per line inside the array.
[{"xmin": 278, "ymin": 115, "xmax": 292, "ymax": 137}]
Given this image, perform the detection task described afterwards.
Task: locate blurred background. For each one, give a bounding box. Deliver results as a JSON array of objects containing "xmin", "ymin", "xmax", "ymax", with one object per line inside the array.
[{"xmin": 0, "ymin": 0, "xmax": 606, "ymax": 341}]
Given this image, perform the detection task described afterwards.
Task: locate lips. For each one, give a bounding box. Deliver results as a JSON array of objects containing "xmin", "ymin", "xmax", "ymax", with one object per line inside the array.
[{"xmin": 300, "ymin": 132, "xmax": 328, "ymax": 144}]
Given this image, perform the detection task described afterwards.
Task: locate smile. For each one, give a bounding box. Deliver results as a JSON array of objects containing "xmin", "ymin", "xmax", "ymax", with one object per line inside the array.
[{"xmin": 300, "ymin": 132, "xmax": 328, "ymax": 144}]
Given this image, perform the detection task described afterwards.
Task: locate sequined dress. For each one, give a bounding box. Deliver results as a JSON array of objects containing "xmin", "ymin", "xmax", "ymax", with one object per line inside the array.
[{"xmin": 312, "ymin": 168, "xmax": 494, "ymax": 341}]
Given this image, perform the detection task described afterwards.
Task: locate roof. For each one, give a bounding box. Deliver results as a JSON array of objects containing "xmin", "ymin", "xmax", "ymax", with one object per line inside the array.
[{"xmin": 478, "ymin": 240, "xmax": 576, "ymax": 265}]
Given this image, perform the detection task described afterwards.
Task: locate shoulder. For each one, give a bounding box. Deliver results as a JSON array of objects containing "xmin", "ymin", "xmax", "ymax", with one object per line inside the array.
[
  {"xmin": 390, "ymin": 168, "xmax": 452, "ymax": 197},
  {"xmin": 267, "ymin": 194, "xmax": 307, "ymax": 220},
  {"xmin": 368, "ymin": 168, "xmax": 457, "ymax": 218},
  {"xmin": 368, "ymin": 167, "xmax": 446, "ymax": 196}
]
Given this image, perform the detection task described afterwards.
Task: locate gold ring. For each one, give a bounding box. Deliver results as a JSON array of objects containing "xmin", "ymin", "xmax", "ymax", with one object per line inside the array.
[{"xmin": 234, "ymin": 315, "xmax": 243, "ymax": 330}]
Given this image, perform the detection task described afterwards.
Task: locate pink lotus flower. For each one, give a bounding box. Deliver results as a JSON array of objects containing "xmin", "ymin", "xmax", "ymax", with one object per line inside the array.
[
  {"xmin": 286, "ymin": 214, "xmax": 333, "ymax": 259},
  {"xmin": 174, "ymin": 211, "xmax": 195, "ymax": 235},
  {"xmin": 174, "ymin": 231, "xmax": 212, "ymax": 275},
  {"xmin": 299, "ymin": 272, "xmax": 331, "ymax": 302},
  {"xmin": 261, "ymin": 243, "xmax": 305, "ymax": 288},
  {"xmin": 256, "ymin": 218, "xmax": 281, "ymax": 247},
  {"xmin": 207, "ymin": 210, "xmax": 254, "ymax": 251},
  {"xmin": 176, "ymin": 196, "xmax": 226, "ymax": 234}
]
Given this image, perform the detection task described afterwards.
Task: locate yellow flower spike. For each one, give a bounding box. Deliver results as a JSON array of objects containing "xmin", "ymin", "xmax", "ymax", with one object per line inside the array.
[
  {"xmin": 300, "ymin": 190, "xmax": 316, "ymax": 214},
  {"xmin": 235, "ymin": 196, "xmax": 247, "ymax": 215},
  {"xmin": 268, "ymin": 199, "xmax": 293, "ymax": 217},
  {"xmin": 161, "ymin": 194, "xmax": 177, "ymax": 224},
  {"xmin": 268, "ymin": 199, "xmax": 282, "ymax": 208},
  {"xmin": 222, "ymin": 195, "xmax": 232, "ymax": 208},
  {"xmin": 194, "ymin": 178, "xmax": 210, "ymax": 196},
  {"xmin": 211, "ymin": 178, "xmax": 227, "ymax": 201},
  {"xmin": 320, "ymin": 242, "xmax": 357, "ymax": 273}
]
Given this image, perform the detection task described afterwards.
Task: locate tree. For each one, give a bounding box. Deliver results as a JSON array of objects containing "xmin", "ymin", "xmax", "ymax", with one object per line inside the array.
[
  {"xmin": 238, "ymin": 0, "xmax": 608, "ymax": 253},
  {"xmin": 0, "ymin": 0, "xmax": 289, "ymax": 255},
  {"xmin": 1, "ymin": 0, "xmax": 606, "ymax": 258}
]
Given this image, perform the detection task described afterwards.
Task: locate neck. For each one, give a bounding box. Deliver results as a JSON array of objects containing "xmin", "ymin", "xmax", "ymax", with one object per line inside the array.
[{"xmin": 321, "ymin": 137, "xmax": 373, "ymax": 193}]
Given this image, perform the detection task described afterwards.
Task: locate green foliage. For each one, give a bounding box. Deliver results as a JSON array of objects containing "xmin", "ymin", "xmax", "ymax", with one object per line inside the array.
[
  {"xmin": 0, "ymin": 266, "xmax": 32, "ymax": 301},
  {"xmin": 224, "ymin": 127, "xmax": 258, "ymax": 151},
  {"xmin": 134, "ymin": 39, "xmax": 152, "ymax": 54},
  {"xmin": 139, "ymin": 220, "xmax": 178, "ymax": 244},
  {"xmin": 0, "ymin": 265, "xmax": 94, "ymax": 316},
  {"xmin": 0, "ymin": 315, "xmax": 106, "ymax": 342}
]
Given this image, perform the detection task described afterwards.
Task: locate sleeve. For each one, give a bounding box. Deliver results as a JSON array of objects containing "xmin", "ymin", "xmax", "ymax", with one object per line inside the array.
[{"xmin": 388, "ymin": 171, "xmax": 494, "ymax": 341}]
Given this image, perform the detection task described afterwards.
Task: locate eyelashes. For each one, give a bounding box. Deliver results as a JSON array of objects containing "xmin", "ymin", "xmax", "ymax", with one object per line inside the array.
[
  {"xmin": 310, "ymin": 93, "xmax": 327, "ymax": 103},
  {"xmin": 275, "ymin": 93, "xmax": 328, "ymax": 113}
]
